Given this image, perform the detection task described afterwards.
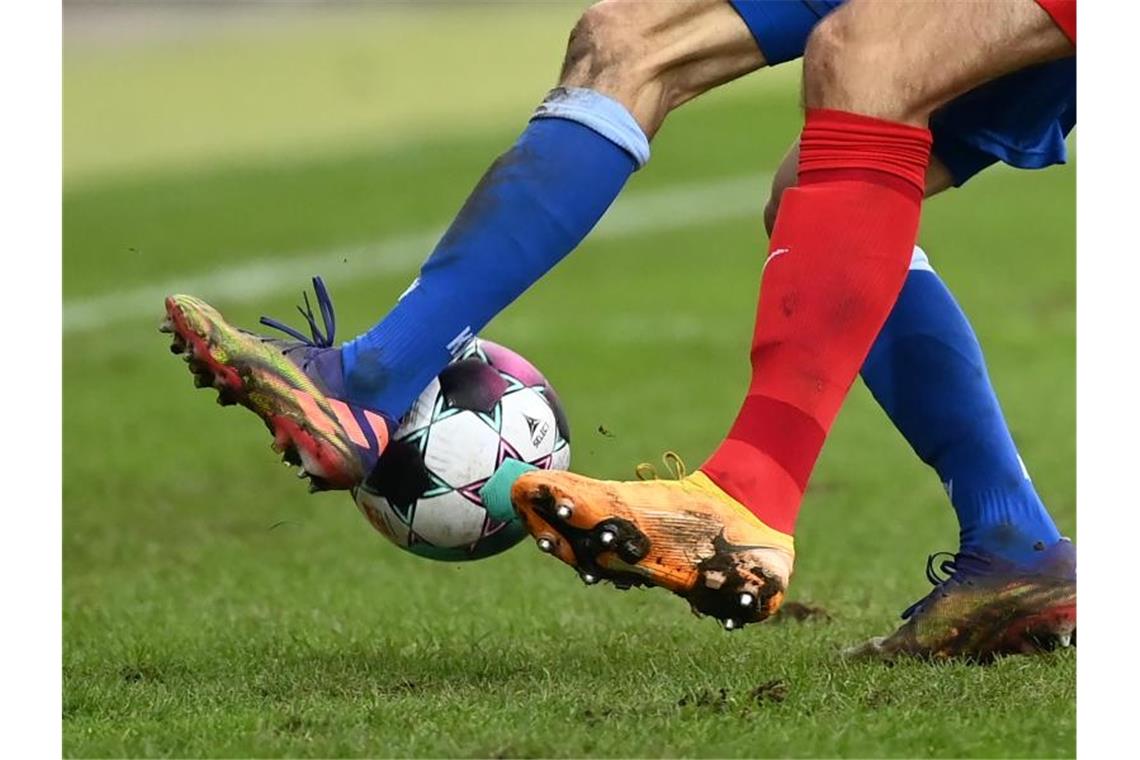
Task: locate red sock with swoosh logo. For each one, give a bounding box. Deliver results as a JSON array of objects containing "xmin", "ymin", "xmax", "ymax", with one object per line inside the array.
[{"xmin": 702, "ymin": 109, "xmax": 932, "ymax": 535}]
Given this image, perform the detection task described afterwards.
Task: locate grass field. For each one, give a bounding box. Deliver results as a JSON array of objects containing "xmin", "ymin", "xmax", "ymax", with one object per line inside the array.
[{"xmin": 63, "ymin": 5, "xmax": 1075, "ymax": 757}]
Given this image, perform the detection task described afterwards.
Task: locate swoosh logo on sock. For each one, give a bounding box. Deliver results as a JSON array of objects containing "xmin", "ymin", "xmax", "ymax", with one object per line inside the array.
[{"xmin": 763, "ymin": 248, "xmax": 791, "ymax": 274}]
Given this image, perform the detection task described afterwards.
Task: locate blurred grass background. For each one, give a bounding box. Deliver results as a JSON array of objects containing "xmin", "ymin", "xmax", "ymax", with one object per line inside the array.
[{"xmin": 63, "ymin": 2, "xmax": 1074, "ymax": 757}]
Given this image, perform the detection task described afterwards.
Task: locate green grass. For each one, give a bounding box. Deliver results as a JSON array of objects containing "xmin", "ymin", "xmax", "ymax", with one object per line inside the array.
[{"xmin": 63, "ymin": 29, "xmax": 1074, "ymax": 759}]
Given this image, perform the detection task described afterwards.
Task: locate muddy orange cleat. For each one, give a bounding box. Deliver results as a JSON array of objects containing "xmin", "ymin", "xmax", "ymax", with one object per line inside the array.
[{"xmin": 500, "ymin": 454, "xmax": 795, "ymax": 630}]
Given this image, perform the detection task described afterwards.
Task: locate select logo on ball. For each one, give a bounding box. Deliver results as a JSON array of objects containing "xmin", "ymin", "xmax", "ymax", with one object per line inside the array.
[{"xmin": 524, "ymin": 414, "xmax": 550, "ymax": 448}]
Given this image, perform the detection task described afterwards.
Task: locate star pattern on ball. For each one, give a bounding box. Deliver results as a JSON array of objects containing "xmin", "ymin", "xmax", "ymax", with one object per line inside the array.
[{"xmin": 359, "ymin": 337, "xmax": 571, "ymax": 561}]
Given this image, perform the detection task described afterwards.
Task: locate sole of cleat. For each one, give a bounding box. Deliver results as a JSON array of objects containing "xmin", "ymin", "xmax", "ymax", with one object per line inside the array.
[
  {"xmin": 516, "ymin": 479, "xmax": 787, "ymax": 629},
  {"xmin": 163, "ymin": 295, "xmax": 363, "ymax": 491}
]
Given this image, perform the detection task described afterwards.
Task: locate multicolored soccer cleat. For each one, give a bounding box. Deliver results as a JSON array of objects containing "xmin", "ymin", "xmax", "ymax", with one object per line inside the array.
[
  {"xmin": 161, "ymin": 277, "xmax": 392, "ymax": 491},
  {"xmin": 500, "ymin": 454, "xmax": 795, "ymax": 630},
  {"xmin": 847, "ymin": 539, "xmax": 1076, "ymax": 663}
]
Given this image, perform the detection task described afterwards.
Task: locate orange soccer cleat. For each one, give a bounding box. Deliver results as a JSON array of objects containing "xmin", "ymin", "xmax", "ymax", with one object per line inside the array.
[{"xmin": 497, "ymin": 454, "xmax": 795, "ymax": 630}]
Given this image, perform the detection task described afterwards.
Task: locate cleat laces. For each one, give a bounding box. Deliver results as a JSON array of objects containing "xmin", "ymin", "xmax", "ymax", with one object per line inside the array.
[
  {"xmin": 259, "ymin": 276, "xmax": 337, "ymax": 348},
  {"xmin": 257, "ymin": 277, "xmax": 338, "ymax": 372},
  {"xmin": 635, "ymin": 450, "xmax": 687, "ymax": 481},
  {"xmin": 902, "ymin": 550, "xmax": 993, "ymax": 620}
]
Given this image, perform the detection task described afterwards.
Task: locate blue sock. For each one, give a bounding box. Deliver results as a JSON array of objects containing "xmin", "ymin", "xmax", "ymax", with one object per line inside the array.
[
  {"xmin": 341, "ymin": 87, "xmax": 650, "ymax": 421},
  {"xmin": 861, "ymin": 247, "xmax": 1061, "ymax": 564}
]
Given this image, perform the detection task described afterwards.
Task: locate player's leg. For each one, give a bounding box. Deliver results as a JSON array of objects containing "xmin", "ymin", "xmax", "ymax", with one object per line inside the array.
[
  {"xmin": 164, "ymin": 0, "xmax": 768, "ymax": 492},
  {"xmin": 335, "ymin": 0, "xmax": 766, "ymax": 430},
  {"xmin": 757, "ymin": 19, "xmax": 1077, "ymax": 657},
  {"xmin": 854, "ymin": 245, "xmax": 1074, "ymax": 661},
  {"xmin": 703, "ymin": 0, "xmax": 1074, "ymax": 543},
  {"xmin": 506, "ymin": 0, "xmax": 1074, "ymax": 634},
  {"xmin": 779, "ymin": 166, "xmax": 1064, "ymax": 551},
  {"xmin": 703, "ymin": 0, "xmax": 1072, "ymax": 591},
  {"xmin": 764, "ymin": 145, "xmax": 1063, "ymax": 565},
  {"xmin": 734, "ymin": 0, "xmax": 1075, "ymax": 655}
]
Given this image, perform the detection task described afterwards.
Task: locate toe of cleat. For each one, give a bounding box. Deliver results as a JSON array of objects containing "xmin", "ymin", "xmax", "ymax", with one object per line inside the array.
[{"xmin": 162, "ymin": 301, "xmax": 342, "ymax": 493}]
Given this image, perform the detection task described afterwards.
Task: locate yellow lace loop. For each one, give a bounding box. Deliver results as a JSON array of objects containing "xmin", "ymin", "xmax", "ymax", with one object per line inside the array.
[{"xmin": 635, "ymin": 450, "xmax": 687, "ymax": 481}]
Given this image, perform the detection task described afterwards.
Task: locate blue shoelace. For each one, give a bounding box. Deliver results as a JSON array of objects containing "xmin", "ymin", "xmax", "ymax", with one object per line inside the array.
[{"xmin": 259, "ymin": 276, "xmax": 337, "ymax": 348}]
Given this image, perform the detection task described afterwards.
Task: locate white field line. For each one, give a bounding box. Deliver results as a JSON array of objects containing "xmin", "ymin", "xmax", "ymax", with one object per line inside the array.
[{"xmin": 63, "ymin": 172, "xmax": 771, "ymax": 334}]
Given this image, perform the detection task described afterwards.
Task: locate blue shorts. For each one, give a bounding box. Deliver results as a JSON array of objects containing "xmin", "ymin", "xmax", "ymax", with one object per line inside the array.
[{"xmin": 728, "ymin": 0, "xmax": 1076, "ymax": 186}]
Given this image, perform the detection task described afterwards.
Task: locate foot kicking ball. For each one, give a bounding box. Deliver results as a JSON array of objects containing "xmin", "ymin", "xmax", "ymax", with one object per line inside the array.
[{"xmin": 353, "ymin": 338, "xmax": 570, "ymax": 561}]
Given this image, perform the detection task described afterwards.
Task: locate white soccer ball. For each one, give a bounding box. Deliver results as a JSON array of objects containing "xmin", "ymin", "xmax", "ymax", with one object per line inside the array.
[{"xmin": 353, "ymin": 338, "xmax": 570, "ymax": 561}]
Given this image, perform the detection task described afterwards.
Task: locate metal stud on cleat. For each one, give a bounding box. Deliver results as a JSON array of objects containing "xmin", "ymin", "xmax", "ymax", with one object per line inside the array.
[
  {"xmin": 599, "ymin": 530, "xmax": 616, "ymax": 546},
  {"xmin": 555, "ymin": 504, "xmax": 572, "ymax": 520},
  {"xmin": 537, "ymin": 537, "xmax": 554, "ymax": 553},
  {"xmin": 739, "ymin": 593, "xmax": 755, "ymax": 608},
  {"xmin": 722, "ymin": 618, "xmax": 737, "ymax": 631},
  {"xmin": 1058, "ymin": 633, "xmax": 1072, "ymax": 648},
  {"xmin": 580, "ymin": 572, "xmax": 598, "ymax": 585}
]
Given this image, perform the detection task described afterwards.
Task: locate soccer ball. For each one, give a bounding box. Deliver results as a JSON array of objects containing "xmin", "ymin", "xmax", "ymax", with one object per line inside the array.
[{"xmin": 353, "ymin": 338, "xmax": 570, "ymax": 561}]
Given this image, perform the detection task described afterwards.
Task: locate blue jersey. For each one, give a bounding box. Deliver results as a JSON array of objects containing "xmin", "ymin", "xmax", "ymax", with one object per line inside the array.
[{"xmin": 728, "ymin": 0, "xmax": 1075, "ymax": 186}]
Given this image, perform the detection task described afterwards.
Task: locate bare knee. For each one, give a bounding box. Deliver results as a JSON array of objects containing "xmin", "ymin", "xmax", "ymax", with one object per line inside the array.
[
  {"xmin": 802, "ymin": 10, "xmax": 929, "ymax": 124},
  {"xmin": 560, "ymin": 1, "xmax": 666, "ymax": 133},
  {"xmin": 562, "ymin": 3, "xmax": 638, "ymax": 81},
  {"xmin": 558, "ymin": 0, "xmax": 766, "ymax": 137},
  {"xmin": 804, "ymin": 0, "xmax": 1073, "ymax": 125}
]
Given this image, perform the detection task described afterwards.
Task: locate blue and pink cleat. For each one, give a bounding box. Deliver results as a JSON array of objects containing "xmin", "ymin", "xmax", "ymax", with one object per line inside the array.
[
  {"xmin": 162, "ymin": 277, "xmax": 394, "ymax": 491},
  {"xmin": 848, "ymin": 538, "xmax": 1076, "ymax": 662}
]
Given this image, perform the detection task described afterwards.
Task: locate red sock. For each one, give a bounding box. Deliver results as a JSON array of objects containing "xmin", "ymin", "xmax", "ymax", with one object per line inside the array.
[{"xmin": 703, "ymin": 109, "xmax": 932, "ymax": 535}]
